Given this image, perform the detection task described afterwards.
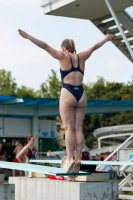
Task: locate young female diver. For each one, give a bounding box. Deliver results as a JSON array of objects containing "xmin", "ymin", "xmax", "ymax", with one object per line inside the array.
[
  {"xmin": 18, "ymin": 29, "xmax": 114, "ymax": 173},
  {"xmin": 15, "ymin": 134, "xmax": 38, "ymax": 163}
]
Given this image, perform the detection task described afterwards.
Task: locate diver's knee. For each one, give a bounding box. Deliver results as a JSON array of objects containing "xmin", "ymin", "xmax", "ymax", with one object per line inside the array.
[
  {"xmin": 75, "ymin": 126, "xmax": 83, "ymax": 132},
  {"xmin": 65, "ymin": 126, "xmax": 75, "ymax": 132}
]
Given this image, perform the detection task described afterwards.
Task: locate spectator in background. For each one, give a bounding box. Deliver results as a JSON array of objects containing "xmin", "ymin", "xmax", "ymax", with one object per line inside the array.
[
  {"xmin": 12, "ymin": 135, "xmax": 38, "ymax": 177},
  {"xmin": 0, "ymin": 142, "xmax": 5, "ymax": 161},
  {"xmin": 91, "ymin": 154, "xmax": 98, "ymax": 160},
  {"xmin": 5, "ymin": 140, "xmax": 15, "ymax": 162},
  {"xmin": 80, "ymin": 146, "xmax": 90, "ymax": 172},
  {"xmin": 88, "ymin": 154, "xmax": 98, "ymax": 172},
  {"xmin": 81, "ymin": 146, "xmax": 90, "ymax": 160},
  {"xmin": 12, "ymin": 141, "xmax": 24, "ymax": 176},
  {"xmin": 99, "ymin": 157, "xmax": 115, "ymax": 179},
  {"xmin": 13, "ymin": 142, "xmax": 24, "ymax": 156},
  {"xmin": 16, "ymin": 135, "xmax": 38, "ymax": 163},
  {"xmin": 0, "ymin": 142, "xmax": 6, "ymax": 174},
  {"xmin": 55, "ymin": 155, "xmax": 61, "ymax": 159},
  {"xmin": 47, "ymin": 150, "xmax": 51, "ymax": 158}
]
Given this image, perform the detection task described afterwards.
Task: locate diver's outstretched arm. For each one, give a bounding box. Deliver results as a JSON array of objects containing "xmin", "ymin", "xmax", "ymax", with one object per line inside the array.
[
  {"xmin": 18, "ymin": 29, "xmax": 65, "ymax": 60},
  {"xmin": 80, "ymin": 34, "xmax": 114, "ymax": 60}
]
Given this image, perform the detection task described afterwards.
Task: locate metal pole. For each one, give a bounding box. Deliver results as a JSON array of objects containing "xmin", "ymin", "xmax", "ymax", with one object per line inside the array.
[
  {"xmin": 32, "ymin": 108, "xmax": 39, "ymax": 149},
  {"xmin": 98, "ymin": 140, "xmax": 101, "ymax": 149},
  {"xmin": 98, "ymin": 133, "xmax": 133, "ymax": 141},
  {"xmin": 105, "ymin": 0, "xmax": 133, "ymax": 58}
]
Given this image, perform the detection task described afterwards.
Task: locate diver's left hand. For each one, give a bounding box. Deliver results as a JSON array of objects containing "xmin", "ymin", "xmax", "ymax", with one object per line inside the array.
[
  {"xmin": 18, "ymin": 29, "xmax": 29, "ymax": 39},
  {"xmin": 105, "ymin": 34, "xmax": 114, "ymax": 42}
]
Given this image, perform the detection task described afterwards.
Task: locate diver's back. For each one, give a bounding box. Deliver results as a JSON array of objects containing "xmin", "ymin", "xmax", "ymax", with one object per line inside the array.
[{"xmin": 60, "ymin": 53, "xmax": 84, "ymax": 86}]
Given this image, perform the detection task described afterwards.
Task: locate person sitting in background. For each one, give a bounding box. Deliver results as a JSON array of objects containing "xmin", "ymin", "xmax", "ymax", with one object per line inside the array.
[
  {"xmin": 4, "ymin": 140, "xmax": 15, "ymax": 162},
  {"xmin": 47, "ymin": 150, "xmax": 51, "ymax": 158},
  {"xmin": 99, "ymin": 157, "xmax": 115, "ymax": 179},
  {"xmin": 0, "ymin": 142, "xmax": 6, "ymax": 174},
  {"xmin": 12, "ymin": 141, "xmax": 24, "ymax": 176},
  {"xmin": 88, "ymin": 154, "xmax": 98, "ymax": 172},
  {"xmin": 13, "ymin": 142, "xmax": 24, "ymax": 156},
  {"xmin": 81, "ymin": 146, "xmax": 90, "ymax": 160},
  {"xmin": 0, "ymin": 142, "xmax": 5, "ymax": 161},
  {"xmin": 80, "ymin": 146, "xmax": 90, "ymax": 172}
]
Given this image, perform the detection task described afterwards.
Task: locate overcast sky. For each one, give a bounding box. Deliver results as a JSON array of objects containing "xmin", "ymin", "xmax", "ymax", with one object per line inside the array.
[{"xmin": 0, "ymin": 0, "xmax": 133, "ymax": 90}]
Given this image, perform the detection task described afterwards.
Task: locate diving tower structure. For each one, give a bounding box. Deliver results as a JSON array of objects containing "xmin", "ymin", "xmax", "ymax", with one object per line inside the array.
[{"xmin": 41, "ymin": 0, "xmax": 133, "ymax": 63}]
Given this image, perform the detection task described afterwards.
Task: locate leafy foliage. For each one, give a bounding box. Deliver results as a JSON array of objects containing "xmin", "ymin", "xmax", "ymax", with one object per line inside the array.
[
  {"xmin": 0, "ymin": 69, "xmax": 17, "ymax": 96},
  {"xmin": 17, "ymin": 86, "xmax": 40, "ymax": 98},
  {"xmin": 83, "ymin": 76, "xmax": 133, "ymax": 148},
  {"xmin": 39, "ymin": 70, "xmax": 61, "ymax": 98}
]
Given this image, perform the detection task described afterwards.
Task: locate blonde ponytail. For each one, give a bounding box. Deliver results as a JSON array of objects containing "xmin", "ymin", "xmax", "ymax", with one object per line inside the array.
[{"xmin": 61, "ymin": 39, "xmax": 76, "ymax": 54}]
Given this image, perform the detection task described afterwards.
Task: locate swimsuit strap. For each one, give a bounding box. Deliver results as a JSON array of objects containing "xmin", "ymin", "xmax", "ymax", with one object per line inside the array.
[
  {"xmin": 68, "ymin": 53, "xmax": 79, "ymax": 68},
  {"xmin": 77, "ymin": 54, "xmax": 80, "ymax": 67},
  {"xmin": 68, "ymin": 53, "xmax": 84, "ymax": 74},
  {"xmin": 67, "ymin": 54, "xmax": 73, "ymax": 66},
  {"xmin": 77, "ymin": 54, "xmax": 84, "ymax": 75}
]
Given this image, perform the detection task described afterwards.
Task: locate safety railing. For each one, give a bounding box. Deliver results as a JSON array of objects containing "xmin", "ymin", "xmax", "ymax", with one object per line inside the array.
[
  {"xmin": 41, "ymin": 0, "xmax": 61, "ymax": 6},
  {"xmin": 119, "ymin": 158, "xmax": 133, "ymax": 188},
  {"xmin": 97, "ymin": 155, "xmax": 117, "ymax": 172},
  {"xmin": 98, "ymin": 133, "xmax": 133, "ymax": 149},
  {"xmin": 96, "ymin": 134, "xmax": 133, "ymax": 170}
]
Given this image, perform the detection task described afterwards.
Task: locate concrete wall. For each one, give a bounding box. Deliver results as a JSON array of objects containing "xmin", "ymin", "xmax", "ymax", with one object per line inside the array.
[
  {"xmin": 0, "ymin": 184, "xmax": 15, "ymax": 200},
  {"xmin": 9, "ymin": 177, "xmax": 118, "ymax": 200}
]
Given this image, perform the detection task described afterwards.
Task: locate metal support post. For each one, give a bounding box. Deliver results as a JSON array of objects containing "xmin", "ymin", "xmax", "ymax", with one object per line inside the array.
[
  {"xmin": 32, "ymin": 108, "xmax": 39, "ymax": 149},
  {"xmin": 105, "ymin": 0, "xmax": 133, "ymax": 58},
  {"xmin": 98, "ymin": 139, "xmax": 101, "ymax": 149}
]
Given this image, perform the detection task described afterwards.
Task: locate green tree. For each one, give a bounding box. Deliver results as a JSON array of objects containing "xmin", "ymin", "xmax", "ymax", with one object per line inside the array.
[
  {"xmin": 39, "ymin": 69, "xmax": 61, "ymax": 98},
  {"xmin": 82, "ymin": 77, "xmax": 133, "ymax": 148},
  {"xmin": 17, "ymin": 86, "xmax": 40, "ymax": 98},
  {"xmin": 0, "ymin": 69, "xmax": 17, "ymax": 96}
]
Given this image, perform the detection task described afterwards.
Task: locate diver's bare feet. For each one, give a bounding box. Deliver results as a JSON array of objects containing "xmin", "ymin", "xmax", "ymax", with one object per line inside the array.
[
  {"xmin": 73, "ymin": 161, "xmax": 81, "ymax": 173},
  {"xmin": 66, "ymin": 160, "xmax": 75, "ymax": 173}
]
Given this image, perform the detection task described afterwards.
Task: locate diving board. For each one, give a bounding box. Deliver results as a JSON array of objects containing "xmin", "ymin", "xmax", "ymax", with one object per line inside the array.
[
  {"xmin": 0, "ymin": 161, "xmax": 91, "ymax": 177},
  {"xmin": 30, "ymin": 159, "xmax": 133, "ymax": 166}
]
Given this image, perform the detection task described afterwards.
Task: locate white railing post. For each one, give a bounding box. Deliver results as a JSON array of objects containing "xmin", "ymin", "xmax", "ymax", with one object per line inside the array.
[{"xmin": 98, "ymin": 139, "xmax": 101, "ymax": 149}]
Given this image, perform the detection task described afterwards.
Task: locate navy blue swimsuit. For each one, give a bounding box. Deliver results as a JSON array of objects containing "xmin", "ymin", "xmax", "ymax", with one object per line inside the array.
[
  {"xmin": 26, "ymin": 148, "xmax": 36, "ymax": 160},
  {"xmin": 60, "ymin": 54, "xmax": 84, "ymax": 102}
]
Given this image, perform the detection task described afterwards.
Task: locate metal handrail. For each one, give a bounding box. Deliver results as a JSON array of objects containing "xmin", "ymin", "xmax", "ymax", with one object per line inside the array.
[
  {"xmin": 98, "ymin": 133, "xmax": 133, "ymax": 149},
  {"xmin": 96, "ymin": 134, "xmax": 133, "ymax": 170},
  {"xmin": 41, "ymin": 0, "xmax": 61, "ymax": 7},
  {"xmin": 98, "ymin": 156, "xmax": 117, "ymax": 172}
]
